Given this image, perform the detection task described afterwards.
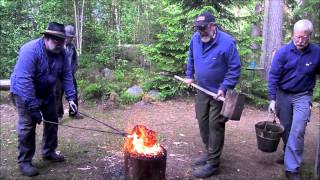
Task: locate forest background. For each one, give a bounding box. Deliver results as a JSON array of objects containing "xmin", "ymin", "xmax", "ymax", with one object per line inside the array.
[{"xmin": 1, "ymin": 0, "xmax": 319, "ymax": 107}]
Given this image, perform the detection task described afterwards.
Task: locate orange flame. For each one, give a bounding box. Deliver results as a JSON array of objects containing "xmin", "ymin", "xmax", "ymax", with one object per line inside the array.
[{"xmin": 124, "ymin": 125, "xmax": 162, "ymax": 156}]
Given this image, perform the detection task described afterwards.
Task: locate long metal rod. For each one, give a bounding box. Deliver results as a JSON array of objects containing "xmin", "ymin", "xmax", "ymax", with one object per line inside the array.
[
  {"xmin": 42, "ymin": 120, "xmax": 128, "ymax": 137},
  {"xmin": 174, "ymin": 75, "xmax": 225, "ymax": 101},
  {"xmin": 78, "ymin": 111, "xmax": 127, "ymax": 135}
]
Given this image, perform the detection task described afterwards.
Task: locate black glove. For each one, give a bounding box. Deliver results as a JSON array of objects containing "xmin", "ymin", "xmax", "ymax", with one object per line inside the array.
[{"xmin": 29, "ymin": 108, "xmax": 42, "ymax": 124}]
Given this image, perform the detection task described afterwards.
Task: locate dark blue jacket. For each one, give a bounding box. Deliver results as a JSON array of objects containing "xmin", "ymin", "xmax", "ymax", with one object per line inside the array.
[
  {"xmin": 10, "ymin": 38, "xmax": 76, "ymax": 109},
  {"xmin": 268, "ymin": 41, "xmax": 320, "ymax": 100},
  {"xmin": 65, "ymin": 43, "xmax": 78, "ymax": 75},
  {"xmin": 186, "ymin": 29, "xmax": 241, "ymax": 93}
]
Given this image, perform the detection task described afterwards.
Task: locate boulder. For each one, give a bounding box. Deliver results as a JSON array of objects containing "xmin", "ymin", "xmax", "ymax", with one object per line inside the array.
[
  {"xmin": 101, "ymin": 68, "xmax": 114, "ymax": 80},
  {"xmin": 126, "ymin": 85, "xmax": 144, "ymax": 97}
]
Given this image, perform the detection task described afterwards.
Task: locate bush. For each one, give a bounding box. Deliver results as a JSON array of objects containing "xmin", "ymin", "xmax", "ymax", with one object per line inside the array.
[
  {"xmin": 120, "ymin": 92, "xmax": 142, "ymax": 104},
  {"xmin": 83, "ymin": 83, "xmax": 104, "ymax": 101},
  {"xmin": 238, "ymin": 70, "xmax": 269, "ymax": 108},
  {"xmin": 314, "ymin": 80, "xmax": 320, "ymax": 102}
]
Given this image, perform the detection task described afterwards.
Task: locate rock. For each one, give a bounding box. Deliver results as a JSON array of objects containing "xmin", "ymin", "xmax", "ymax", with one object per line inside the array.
[
  {"xmin": 103, "ymin": 92, "xmax": 119, "ymax": 110},
  {"xmin": 101, "ymin": 68, "xmax": 114, "ymax": 80},
  {"xmin": 147, "ymin": 90, "xmax": 160, "ymax": 100},
  {"xmin": 126, "ymin": 85, "xmax": 143, "ymax": 97},
  {"xmin": 142, "ymin": 90, "xmax": 161, "ymax": 103}
]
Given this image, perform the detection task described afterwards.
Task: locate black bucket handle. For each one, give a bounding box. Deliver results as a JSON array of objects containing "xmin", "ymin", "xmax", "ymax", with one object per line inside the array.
[{"xmin": 263, "ymin": 113, "xmax": 277, "ymax": 132}]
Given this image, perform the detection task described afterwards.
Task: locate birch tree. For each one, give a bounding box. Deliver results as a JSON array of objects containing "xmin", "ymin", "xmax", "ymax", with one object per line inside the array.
[{"xmin": 73, "ymin": 0, "xmax": 85, "ymax": 55}]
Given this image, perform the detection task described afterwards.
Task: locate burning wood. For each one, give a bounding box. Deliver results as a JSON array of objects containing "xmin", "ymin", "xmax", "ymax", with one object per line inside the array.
[{"xmin": 124, "ymin": 125, "xmax": 166, "ymax": 180}]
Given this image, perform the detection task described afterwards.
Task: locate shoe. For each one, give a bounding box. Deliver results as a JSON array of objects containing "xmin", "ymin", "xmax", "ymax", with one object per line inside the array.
[
  {"xmin": 193, "ymin": 154, "xmax": 209, "ymax": 166},
  {"xmin": 276, "ymin": 154, "xmax": 284, "ymax": 164},
  {"xmin": 19, "ymin": 162, "xmax": 39, "ymax": 177},
  {"xmin": 192, "ymin": 163, "xmax": 218, "ymax": 178},
  {"xmin": 285, "ymin": 171, "xmax": 301, "ymax": 180},
  {"xmin": 70, "ymin": 113, "xmax": 83, "ymax": 119},
  {"xmin": 42, "ymin": 153, "xmax": 65, "ymax": 162}
]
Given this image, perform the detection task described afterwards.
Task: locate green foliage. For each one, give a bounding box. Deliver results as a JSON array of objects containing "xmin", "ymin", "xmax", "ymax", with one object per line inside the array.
[
  {"xmin": 238, "ymin": 71, "xmax": 269, "ymax": 108},
  {"xmin": 120, "ymin": 92, "xmax": 142, "ymax": 104},
  {"xmin": 0, "ymin": 0, "xmax": 73, "ymax": 78},
  {"xmin": 83, "ymin": 83, "xmax": 104, "ymax": 101}
]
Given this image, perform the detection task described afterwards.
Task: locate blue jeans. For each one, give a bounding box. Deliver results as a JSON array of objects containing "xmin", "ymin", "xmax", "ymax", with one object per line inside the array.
[
  {"xmin": 13, "ymin": 94, "xmax": 59, "ymax": 164},
  {"xmin": 276, "ymin": 90, "xmax": 312, "ymax": 172}
]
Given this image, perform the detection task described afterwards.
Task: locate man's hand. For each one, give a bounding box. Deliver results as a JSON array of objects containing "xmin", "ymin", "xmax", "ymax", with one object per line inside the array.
[
  {"xmin": 268, "ymin": 100, "xmax": 276, "ymax": 113},
  {"xmin": 29, "ymin": 108, "xmax": 42, "ymax": 124},
  {"xmin": 69, "ymin": 100, "xmax": 78, "ymax": 114},
  {"xmin": 184, "ymin": 78, "xmax": 193, "ymax": 86},
  {"xmin": 215, "ymin": 90, "xmax": 225, "ymax": 100}
]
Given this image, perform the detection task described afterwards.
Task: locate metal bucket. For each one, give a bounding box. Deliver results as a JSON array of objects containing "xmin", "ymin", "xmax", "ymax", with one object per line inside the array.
[{"xmin": 255, "ymin": 121, "xmax": 284, "ymax": 153}]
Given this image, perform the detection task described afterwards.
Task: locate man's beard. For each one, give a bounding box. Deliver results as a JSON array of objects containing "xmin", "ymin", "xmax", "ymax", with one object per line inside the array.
[
  {"xmin": 47, "ymin": 40, "xmax": 63, "ymax": 54},
  {"xmin": 200, "ymin": 29, "xmax": 215, "ymax": 43},
  {"xmin": 201, "ymin": 36, "xmax": 211, "ymax": 43}
]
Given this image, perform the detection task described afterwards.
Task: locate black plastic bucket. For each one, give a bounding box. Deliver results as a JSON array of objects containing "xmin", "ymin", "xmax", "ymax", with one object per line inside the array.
[{"xmin": 255, "ymin": 121, "xmax": 284, "ymax": 153}]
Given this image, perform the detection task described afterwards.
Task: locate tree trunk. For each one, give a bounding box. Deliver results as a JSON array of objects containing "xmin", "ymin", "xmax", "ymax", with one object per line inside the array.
[
  {"xmin": 73, "ymin": 0, "xmax": 85, "ymax": 55},
  {"xmin": 112, "ymin": 0, "xmax": 121, "ymax": 46},
  {"xmin": 124, "ymin": 147, "xmax": 167, "ymax": 180},
  {"xmin": 259, "ymin": 0, "xmax": 284, "ymax": 80}
]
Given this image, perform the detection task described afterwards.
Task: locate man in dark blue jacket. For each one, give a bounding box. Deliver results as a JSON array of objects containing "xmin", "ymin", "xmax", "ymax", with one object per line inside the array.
[
  {"xmin": 185, "ymin": 12, "xmax": 241, "ymax": 178},
  {"xmin": 268, "ymin": 19, "xmax": 320, "ymax": 180},
  {"xmin": 10, "ymin": 22, "xmax": 78, "ymax": 177},
  {"xmin": 56, "ymin": 25, "xmax": 83, "ymax": 120}
]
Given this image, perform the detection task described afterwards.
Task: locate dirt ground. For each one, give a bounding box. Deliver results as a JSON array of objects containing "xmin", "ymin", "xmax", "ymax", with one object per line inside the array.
[{"xmin": 0, "ymin": 97, "xmax": 319, "ymax": 180}]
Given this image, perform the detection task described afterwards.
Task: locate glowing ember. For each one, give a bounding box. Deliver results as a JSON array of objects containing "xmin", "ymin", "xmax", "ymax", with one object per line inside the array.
[{"xmin": 124, "ymin": 125, "xmax": 162, "ymax": 156}]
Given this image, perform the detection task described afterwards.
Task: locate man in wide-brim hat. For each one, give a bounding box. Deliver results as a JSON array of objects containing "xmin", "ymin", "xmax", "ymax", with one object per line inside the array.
[{"xmin": 10, "ymin": 22, "xmax": 78, "ymax": 177}]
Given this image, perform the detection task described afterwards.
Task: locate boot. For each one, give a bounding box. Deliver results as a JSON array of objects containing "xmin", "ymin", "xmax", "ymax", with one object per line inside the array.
[
  {"xmin": 70, "ymin": 113, "xmax": 83, "ymax": 120},
  {"xmin": 42, "ymin": 152, "xmax": 65, "ymax": 162},
  {"xmin": 19, "ymin": 162, "xmax": 39, "ymax": 177},
  {"xmin": 193, "ymin": 153, "xmax": 209, "ymax": 166},
  {"xmin": 192, "ymin": 163, "xmax": 218, "ymax": 178},
  {"xmin": 285, "ymin": 171, "xmax": 301, "ymax": 180}
]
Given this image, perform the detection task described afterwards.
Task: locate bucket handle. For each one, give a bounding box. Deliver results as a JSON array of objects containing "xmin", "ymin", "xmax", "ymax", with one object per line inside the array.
[{"xmin": 263, "ymin": 113, "xmax": 277, "ymax": 132}]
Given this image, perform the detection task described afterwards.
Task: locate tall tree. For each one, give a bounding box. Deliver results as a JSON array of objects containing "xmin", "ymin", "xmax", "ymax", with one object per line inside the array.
[
  {"xmin": 74, "ymin": 0, "xmax": 85, "ymax": 55},
  {"xmin": 259, "ymin": 0, "xmax": 284, "ymax": 79}
]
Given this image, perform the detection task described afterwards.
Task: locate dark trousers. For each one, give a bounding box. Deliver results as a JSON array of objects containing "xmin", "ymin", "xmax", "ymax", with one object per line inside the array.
[
  {"xmin": 56, "ymin": 75, "xmax": 79, "ymax": 117},
  {"xmin": 14, "ymin": 94, "xmax": 58, "ymax": 164},
  {"xmin": 195, "ymin": 91, "xmax": 228, "ymax": 166}
]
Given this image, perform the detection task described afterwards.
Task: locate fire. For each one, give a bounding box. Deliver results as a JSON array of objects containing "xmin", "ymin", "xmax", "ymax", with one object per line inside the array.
[{"xmin": 124, "ymin": 125, "xmax": 163, "ymax": 156}]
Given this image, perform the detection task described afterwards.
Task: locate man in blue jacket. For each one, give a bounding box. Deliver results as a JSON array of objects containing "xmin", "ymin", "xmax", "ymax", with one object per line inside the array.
[
  {"xmin": 10, "ymin": 22, "xmax": 78, "ymax": 177},
  {"xmin": 268, "ymin": 19, "xmax": 320, "ymax": 180},
  {"xmin": 185, "ymin": 12, "xmax": 241, "ymax": 178}
]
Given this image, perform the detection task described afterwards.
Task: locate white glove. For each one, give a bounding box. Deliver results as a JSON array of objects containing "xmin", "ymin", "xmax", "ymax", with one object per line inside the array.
[
  {"xmin": 268, "ymin": 100, "xmax": 275, "ymax": 113},
  {"xmin": 69, "ymin": 100, "xmax": 78, "ymax": 114}
]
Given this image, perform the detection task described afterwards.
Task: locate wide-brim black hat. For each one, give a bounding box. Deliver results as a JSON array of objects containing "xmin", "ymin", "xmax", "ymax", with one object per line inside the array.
[{"xmin": 41, "ymin": 22, "xmax": 66, "ymax": 39}]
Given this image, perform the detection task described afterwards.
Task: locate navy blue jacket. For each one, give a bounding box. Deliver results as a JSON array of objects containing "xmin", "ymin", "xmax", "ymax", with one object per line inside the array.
[
  {"xmin": 268, "ymin": 41, "xmax": 320, "ymax": 100},
  {"xmin": 186, "ymin": 29, "xmax": 241, "ymax": 93},
  {"xmin": 10, "ymin": 38, "xmax": 76, "ymax": 109},
  {"xmin": 65, "ymin": 43, "xmax": 78, "ymax": 75}
]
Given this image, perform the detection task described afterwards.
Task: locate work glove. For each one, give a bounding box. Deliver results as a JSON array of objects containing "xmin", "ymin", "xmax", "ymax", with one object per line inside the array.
[
  {"xmin": 268, "ymin": 100, "xmax": 276, "ymax": 113},
  {"xmin": 69, "ymin": 100, "xmax": 78, "ymax": 115},
  {"xmin": 184, "ymin": 78, "xmax": 193, "ymax": 86},
  {"xmin": 29, "ymin": 108, "xmax": 42, "ymax": 124}
]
